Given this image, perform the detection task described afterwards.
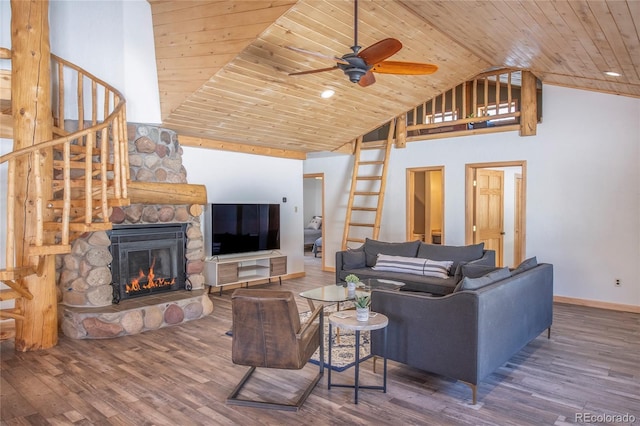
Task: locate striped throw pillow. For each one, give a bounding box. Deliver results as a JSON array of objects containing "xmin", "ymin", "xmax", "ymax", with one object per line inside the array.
[{"xmin": 372, "ymin": 254, "xmax": 453, "ymax": 278}]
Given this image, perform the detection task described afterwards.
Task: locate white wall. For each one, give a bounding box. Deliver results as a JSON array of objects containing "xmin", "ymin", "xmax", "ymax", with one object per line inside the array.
[
  {"xmin": 49, "ymin": 0, "xmax": 161, "ymax": 124},
  {"xmin": 182, "ymin": 148, "xmax": 305, "ymax": 273},
  {"xmin": 306, "ymin": 86, "xmax": 640, "ymax": 307}
]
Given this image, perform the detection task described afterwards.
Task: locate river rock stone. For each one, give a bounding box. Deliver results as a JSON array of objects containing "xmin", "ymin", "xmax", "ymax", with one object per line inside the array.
[
  {"xmin": 86, "ymin": 267, "xmax": 112, "ymax": 287},
  {"xmin": 85, "ymin": 248, "xmax": 112, "ymax": 267},
  {"xmin": 135, "ymin": 136, "xmax": 156, "ymax": 153},
  {"xmin": 88, "ymin": 231, "xmax": 111, "ymax": 246},
  {"xmin": 83, "ymin": 317, "xmax": 123, "ymax": 338},
  {"xmin": 87, "ymin": 285, "xmax": 113, "ymax": 306},
  {"xmin": 144, "ymin": 306, "xmax": 164, "ymax": 329},
  {"xmin": 164, "ymin": 304, "xmax": 184, "ymax": 324},
  {"xmin": 121, "ymin": 311, "xmax": 144, "ymax": 334},
  {"xmin": 184, "ymin": 301, "xmax": 203, "ymax": 319}
]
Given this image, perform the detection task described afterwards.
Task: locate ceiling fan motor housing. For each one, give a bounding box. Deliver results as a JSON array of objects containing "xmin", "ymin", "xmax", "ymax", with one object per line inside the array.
[{"xmin": 338, "ymin": 54, "xmax": 370, "ymax": 83}]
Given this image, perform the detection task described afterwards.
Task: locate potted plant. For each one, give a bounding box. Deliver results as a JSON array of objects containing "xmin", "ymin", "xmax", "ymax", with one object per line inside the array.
[
  {"xmin": 345, "ymin": 273, "xmax": 359, "ymax": 295},
  {"xmin": 354, "ymin": 294, "xmax": 371, "ymax": 321}
]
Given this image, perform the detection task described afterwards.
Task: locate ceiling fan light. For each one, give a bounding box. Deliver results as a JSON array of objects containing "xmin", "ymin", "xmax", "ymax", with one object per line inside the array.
[{"xmin": 321, "ymin": 89, "xmax": 335, "ymax": 98}]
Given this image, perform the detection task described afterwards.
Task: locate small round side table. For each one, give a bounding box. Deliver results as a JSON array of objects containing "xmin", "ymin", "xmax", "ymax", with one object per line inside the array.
[{"xmin": 327, "ymin": 311, "xmax": 389, "ymax": 404}]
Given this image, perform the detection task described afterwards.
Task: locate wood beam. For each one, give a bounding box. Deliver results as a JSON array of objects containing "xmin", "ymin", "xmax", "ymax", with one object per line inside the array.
[
  {"xmin": 178, "ymin": 135, "xmax": 307, "ymax": 160},
  {"xmin": 520, "ymin": 71, "xmax": 538, "ymax": 136},
  {"xmin": 127, "ymin": 181, "xmax": 208, "ymax": 205}
]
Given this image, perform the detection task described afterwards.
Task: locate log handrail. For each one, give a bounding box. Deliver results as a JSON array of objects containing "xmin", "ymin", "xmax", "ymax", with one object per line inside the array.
[{"xmin": 2, "ymin": 53, "xmax": 128, "ymax": 270}]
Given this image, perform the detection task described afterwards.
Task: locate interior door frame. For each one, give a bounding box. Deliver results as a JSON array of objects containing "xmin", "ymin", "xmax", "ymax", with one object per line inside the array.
[
  {"xmin": 465, "ymin": 161, "xmax": 526, "ymax": 264},
  {"xmin": 303, "ymin": 173, "xmax": 325, "ymax": 270},
  {"xmin": 406, "ymin": 166, "xmax": 445, "ymax": 243}
]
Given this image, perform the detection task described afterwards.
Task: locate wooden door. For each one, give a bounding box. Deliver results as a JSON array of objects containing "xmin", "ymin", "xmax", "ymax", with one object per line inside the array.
[
  {"xmin": 474, "ymin": 169, "xmax": 504, "ymax": 266},
  {"xmin": 514, "ymin": 173, "xmax": 524, "ymax": 265}
]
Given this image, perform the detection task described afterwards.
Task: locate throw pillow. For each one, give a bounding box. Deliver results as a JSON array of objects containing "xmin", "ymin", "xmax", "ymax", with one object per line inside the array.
[
  {"xmin": 511, "ymin": 256, "xmax": 538, "ymax": 275},
  {"xmin": 372, "ymin": 254, "xmax": 453, "ymax": 279},
  {"xmin": 306, "ymin": 217, "xmax": 321, "ymax": 230},
  {"xmin": 342, "ymin": 250, "xmax": 366, "ymax": 270},
  {"xmin": 461, "ymin": 263, "xmax": 500, "ymax": 279},
  {"xmin": 454, "ymin": 267, "xmax": 511, "ymax": 292},
  {"xmin": 363, "ymin": 238, "xmax": 421, "ymax": 267},
  {"xmin": 416, "ymin": 242, "xmax": 485, "ymax": 273}
]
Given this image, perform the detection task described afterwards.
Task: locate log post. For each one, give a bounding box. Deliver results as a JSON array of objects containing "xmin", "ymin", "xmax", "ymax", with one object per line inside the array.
[
  {"xmin": 11, "ymin": 0, "xmax": 58, "ymax": 351},
  {"xmin": 520, "ymin": 71, "xmax": 538, "ymax": 136}
]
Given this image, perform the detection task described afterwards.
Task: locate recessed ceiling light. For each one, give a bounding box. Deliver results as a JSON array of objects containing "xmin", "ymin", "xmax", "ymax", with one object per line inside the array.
[
  {"xmin": 604, "ymin": 71, "xmax": 622, "ymax": 77},
  {"xmin": 321, "ymin": 89, "xmax": 335, "ymax": 99}
]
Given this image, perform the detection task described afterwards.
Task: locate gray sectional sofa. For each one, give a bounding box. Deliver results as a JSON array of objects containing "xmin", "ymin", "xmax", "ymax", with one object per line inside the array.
[
  {"xmin": 370, "ymin": 261, "xmax": 554, "ymax": 404},
  {"xmin": 335, "ymin": 238, "xmax": 496, "ymax": 295}
]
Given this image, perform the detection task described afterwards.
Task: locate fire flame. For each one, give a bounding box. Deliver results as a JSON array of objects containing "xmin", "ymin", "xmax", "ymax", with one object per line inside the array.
[{"xmin": 126, "ymin": 257, "xmax": 176, "ymax": 294}]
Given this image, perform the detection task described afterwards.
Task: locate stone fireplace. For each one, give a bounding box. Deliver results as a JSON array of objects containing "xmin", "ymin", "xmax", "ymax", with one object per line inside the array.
[{"xmin": 57, "ymin": 123, "xmax": 212, "ymax": 339}]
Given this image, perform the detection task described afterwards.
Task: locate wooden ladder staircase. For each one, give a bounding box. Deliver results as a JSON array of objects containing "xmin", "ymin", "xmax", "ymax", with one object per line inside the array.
[
  {"xmin": 0, "ymin": 48, "xmax": 130, "ymax": 344},
  {"xmin": 341, "ymin": 119, "xmax": 395, "ymax": 250}
]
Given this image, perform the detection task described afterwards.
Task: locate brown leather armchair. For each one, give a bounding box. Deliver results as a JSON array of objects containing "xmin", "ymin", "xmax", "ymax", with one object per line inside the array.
[{"xmin": 226, "ymin": 289, "xmax": 324, "ymax": 411}]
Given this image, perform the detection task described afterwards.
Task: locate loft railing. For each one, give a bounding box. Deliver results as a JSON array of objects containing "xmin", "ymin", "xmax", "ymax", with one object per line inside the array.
[{"xmin": 405, "ymin": 69, "xmax": 523, "ymax": 137}]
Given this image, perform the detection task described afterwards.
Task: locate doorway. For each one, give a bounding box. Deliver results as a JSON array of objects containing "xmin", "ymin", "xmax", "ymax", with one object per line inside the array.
[
  {"xmin": 465, "ymin": 161, "xmax": 526, "ymax": 267},
  {"xmin": 303, "ymin": 173, "xmax": 325, "ymax": 270},
  {"xmin": 406, "ymin": 167, "xmax": 444, "ymax": 244}
]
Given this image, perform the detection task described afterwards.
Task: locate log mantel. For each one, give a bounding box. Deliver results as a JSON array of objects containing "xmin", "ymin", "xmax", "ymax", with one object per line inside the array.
[{"xmin": 126, "ymin": 181, "xmax": 207, "ymax": 206}]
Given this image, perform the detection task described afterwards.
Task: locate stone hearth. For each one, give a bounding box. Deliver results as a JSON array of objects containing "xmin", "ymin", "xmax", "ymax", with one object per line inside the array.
[{"xmin": 61, "ymin": 290, "xmax": 213, "ymax": 339}]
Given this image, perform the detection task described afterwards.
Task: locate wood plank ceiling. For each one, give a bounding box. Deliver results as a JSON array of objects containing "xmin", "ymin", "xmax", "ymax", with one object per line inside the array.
[{"xmin": 149, "ymin": 0, "xmax": 640, "ymax": 155}]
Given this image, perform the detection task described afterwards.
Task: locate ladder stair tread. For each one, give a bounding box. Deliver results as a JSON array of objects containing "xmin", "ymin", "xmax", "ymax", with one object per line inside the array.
[
  {"xmin": 354, "ymin": 191, "xmax": 381, "ymax": 196},
  {"xmin": 356, "ymin": 176, "xmax": 382, "ymax": 181},
  {"xmin": 352, "ymin": 207, "xmax": 377, "ymax": 211},
  {"xmin": 346, "ymin": 238, "xmax": 366, "ymax": 243},
  {"xmin": 359, "ymin": 161, "xmax": 384, "ymax": 165},
  {"xmin": 348, "ymin": 222, "xmax": 375, "ymax": 227}
]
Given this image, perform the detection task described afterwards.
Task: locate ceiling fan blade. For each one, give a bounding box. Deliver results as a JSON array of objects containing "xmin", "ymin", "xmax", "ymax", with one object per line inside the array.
[
  {"xmin": 358, "ymin": 71, "xmax": 376, "ymax": 87},
  {"xmin": 289, "ymin": 66, "xmax": 339, "ymax": 76},
  {"xmin": 357, "ymin": 38, "xmax": 402, "ymax": 65},
  {"xmin": 371, "ymin": 61, "xmax": 438, "ymax": 75},
  {"xmin": 285, "ymin": 46, "xmax": 349, "ymax": 65}
]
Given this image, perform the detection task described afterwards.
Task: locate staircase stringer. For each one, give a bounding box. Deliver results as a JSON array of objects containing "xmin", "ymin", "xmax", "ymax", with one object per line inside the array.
[{"xmin": 371, "ymin": 118, "xmax": 396, "ymax": 240}]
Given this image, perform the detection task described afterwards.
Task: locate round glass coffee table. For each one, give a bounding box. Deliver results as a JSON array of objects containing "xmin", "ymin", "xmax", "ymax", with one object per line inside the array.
[
  {"xmin": 299, "ymin": 278, "xmax": 404, "ymax": 311},
  {"xmin": 327, "ymin": 311, "xmax": 389, "ymax": 404}
]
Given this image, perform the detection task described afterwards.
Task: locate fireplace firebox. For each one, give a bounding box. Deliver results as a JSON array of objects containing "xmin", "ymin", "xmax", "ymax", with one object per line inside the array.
[{"xmin": 109, "ymin": 224, "xmax": 187, "ymax": 301}]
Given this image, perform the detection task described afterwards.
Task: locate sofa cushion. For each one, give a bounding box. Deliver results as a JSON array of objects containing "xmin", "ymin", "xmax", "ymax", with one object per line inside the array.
[
  {"xmin": 417, "ymin": 243, "xmax": 485, "ymax": 273},
  {"xmin": 372, "ymin": 254, "xmax": 453, "ymax": 279},
  {"xmin": 511, "ymin": 256, "xmax": 538, "ymax": 275},
  {"xmin": 454, "ymin": 267, "xmax": 511, "ymax": 292},
  {"xmin": 363, "ymin": 238, "xmax": 421, "ymax": 267},
  {"xmin": 342, "ymin": 250, "xmax": 366, "ymax": 270},
  {"xmin": 461, "ymin": 263, "xmax": 500, "ymax": 278}
]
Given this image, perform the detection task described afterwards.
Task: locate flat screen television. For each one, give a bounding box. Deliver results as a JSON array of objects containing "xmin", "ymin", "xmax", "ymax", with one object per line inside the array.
[{"xmin": 208, "ymin": 203, "xmax": 280, "ymax": 256}]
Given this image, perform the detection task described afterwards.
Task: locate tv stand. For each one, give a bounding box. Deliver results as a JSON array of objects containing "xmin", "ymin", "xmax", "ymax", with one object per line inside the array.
[{"xmin": 203, "ymin": 252, "xmax": 287, "ymax": 295}]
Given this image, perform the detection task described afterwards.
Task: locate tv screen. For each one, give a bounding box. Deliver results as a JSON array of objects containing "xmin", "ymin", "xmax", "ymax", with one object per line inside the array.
[{"xmin": 209, "ymin": 203, "xmax": 280, "ymax": 256}]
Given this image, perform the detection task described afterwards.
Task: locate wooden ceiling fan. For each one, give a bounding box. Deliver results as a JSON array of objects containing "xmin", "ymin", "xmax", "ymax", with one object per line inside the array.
[{"xmin": 287, "ymin": 0, "xmax": 438, "ymax": 87}]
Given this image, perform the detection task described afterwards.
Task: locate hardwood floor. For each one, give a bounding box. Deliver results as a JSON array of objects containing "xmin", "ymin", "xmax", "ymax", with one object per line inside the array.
[{"xmin": 1, "ymin": 255, "xmax": 639, "ymax": 425}]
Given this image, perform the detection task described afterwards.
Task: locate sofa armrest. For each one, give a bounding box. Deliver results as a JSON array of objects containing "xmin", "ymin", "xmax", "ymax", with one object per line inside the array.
[{"xmin": 469, "ymin": 249, "xmax": 496, "ymax": 267}]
